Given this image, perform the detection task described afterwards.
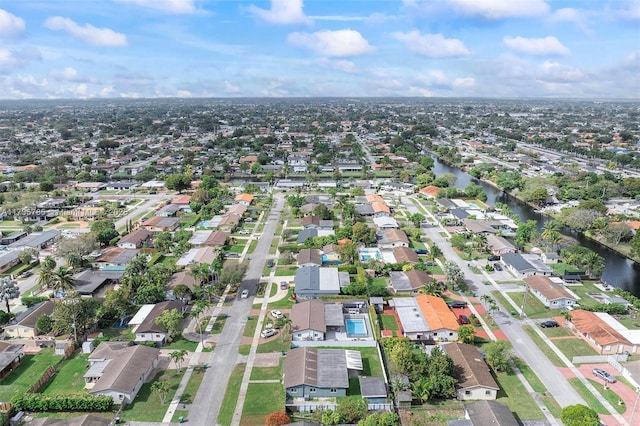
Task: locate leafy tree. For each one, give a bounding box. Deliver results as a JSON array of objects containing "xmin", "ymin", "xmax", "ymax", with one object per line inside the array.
[
  {"xmin": 54, "ymin": 234, "xmax": 99, "ymax": 262},
  {"xmin": 0, "ymin": 277, "xmax": 20, "ymax": 313},
  {"xmin": 411, "ymin": 378, "xmax": 431, "ymax": 403},
  {"xmin": 352, "ymin": 222, "xmax": 376, "ymax": 245},
  {"xmin": 154, "ymin": 231, "xmax": 173, "ymax": 254},
  {"xmin": 18, "ymin": 248, "xmax": 38, "ymax": 265},
  {"xmin": 560, "ymin": 404, "xmax": 599, "ymax": 426},
  {"xmin": 90, "ymin": 220, "xmax": 116, "ymax": 234},
  {"xmin": 335, "ymin": 398, "xmax": 367, "ymax": 424},
  {"xmin": 36, "ymin": 314, "xmax": 53, "ymax": 334},
  {"xmin": 217, "ymin": 262, "xmax": 248, "ymax": 291},
  {"xmin": 165, "ymin": 174, "xmax": 191, "ymax": 193},
  {"xmin": 151, "ymin": 381, "xmax": 170, "ymax": 404},
  {"xmin": 602, "ymin": 223, "xmax": 633, "ymax": 245},
  {"xmin": 409, "ymin": 213, "xmax": 426, "ymax": 228},
  {"xmin": 358, "ymin": 412, "xmax": 400, "ymax": 426},
  {"xmin": 485, "ymin": 340, "xmax": 513, "ymax": 372},
  {"xmin": 155, "ymin": 308, "xmax": 183, "ymax": 339},
  {"xmin": 336, "ymin": 241, "xmax": 358, "ymax": 265},
  {"xmin": 457, "ymin": 324, "xmax": 476, "ymax": 344},
  {"xmin": 97, "ymin": 228, "xmax": 119, "ymax": 246},
  {"xmin": 514, "ymin": 220, "xmax": 538, "ymax": 248},
  {"xmin": 443, "ymin": 261, "xmax": 463, "ymax": 287},
  {"xmin": 313, "ymin": 203, "xmax": 333, "ymax": 220},
  {"xmin": 52, "ymin": 293, "xmax": 99, "ymax": 339}
]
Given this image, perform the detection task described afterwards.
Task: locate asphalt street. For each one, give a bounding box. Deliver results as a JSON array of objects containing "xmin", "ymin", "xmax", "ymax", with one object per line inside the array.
[{"xmin": 187, "ymin": 193, "xmax": 284, "ymax": 426}]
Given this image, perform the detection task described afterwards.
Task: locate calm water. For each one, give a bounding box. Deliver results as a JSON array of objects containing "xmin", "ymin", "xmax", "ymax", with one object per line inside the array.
[{"xmin": 432, "ymin": 158, "xmax": 640, "ymax": 296}]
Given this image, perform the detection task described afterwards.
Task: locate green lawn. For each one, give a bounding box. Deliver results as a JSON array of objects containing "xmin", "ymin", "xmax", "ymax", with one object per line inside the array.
[
  {"xmin": 552, "ymin": 338, "xmax": 598, "ymax": 360},
  {"xmin": 315, "ymin": 346, "xmax": 383, "ymax": 376},
  {"xmin": 171, "ymin": 410, "xmax": 189, "ymax": 423},
  {"xmin": 586, "ymin": 379, "xmax": 626, "ymax": 414},
  {"xmin": 540, "ymin": 325, "xmax": 573, "ymax": 338},
  {"xmin": 380, "ymin": 314, "xmax": 399, "ymax": 332},
  {"xmin": 244, "ymin": 316, "xmax": 259, "ymax": 337},
  {"xmin": 266, "ymin": 287, "xmax": 295, "ymax": 309},
  {"xmin": 0, "ymin": 349, "xmax": 63, "ymax": 402},
  {"xmin": 228, "ymin": 244, "xmax": 245, "ymax": 254},
  {"xmin": 567, "ymin": 378, "xmax": 608, "ymax": 414},
  {"xmin": 250, "ymin": 362, "xmax": 282, "ymax": 381},
  {"xmin": 508, "ymin": 291, "xmax": 564, "ymax": 319},
  {"xmin": 549, "ymin": 263, "xmax": 582, "ymax": 275},
  {"xmin": 274, "ymin": 266, "xmax": 298, "ymax": 276},
  {"xmin": 217, "ymin": 364, "xmax": 246, "ymax": 426},
  {"xmin": 242, "ymin": 382, "xmax": 285, "ymax": 418},
  {"xmin": 522, "ymin": 325, "xmax": 566, "ymax": 367},
  {"xmin": 494, "ymin": 369, "xmax": 546, "ymax": 420},
  {"xmin": 257, "ymin": 330, "xmax": 291, "ymax": 354},
  {"xmin": 120, "ymin": 370, "xmax": 182, "ymax": 422},
  {"xmin": 210, "ymin": 316, "xmax": 228, "ymax": 334},
  {"xmin": 371, "ymin": 277, "xmax": 387, "ymax": 287},
  {"xmin": 247, "ymin": 240, "xmax": 258, "ymax": 254},
  {"xmin": 165, "ymin": 337, "xmax": 198, "ymax": 352},
  {"xmin": 179, "ymin": 368, "xmax": 205, "ymax": 404},
  {"xmin": 40, "ymin": 353, "xmax": 90, "ymax": 395}
]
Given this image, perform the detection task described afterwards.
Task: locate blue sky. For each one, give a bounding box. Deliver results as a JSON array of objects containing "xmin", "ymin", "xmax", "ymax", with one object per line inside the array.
[{"xmin": 0, "ymin": 0, "xmax": 638, "ymax": 99}]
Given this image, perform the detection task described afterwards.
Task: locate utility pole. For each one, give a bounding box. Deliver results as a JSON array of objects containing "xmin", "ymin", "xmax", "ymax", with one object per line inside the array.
[{"xmin": 520, "ymin": 283, "xmax": 529, "ymax": 318}]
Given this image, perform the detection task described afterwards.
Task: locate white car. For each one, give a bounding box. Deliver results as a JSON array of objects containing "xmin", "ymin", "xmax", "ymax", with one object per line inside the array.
[
  {"xmin": 260, "ymin": 328, "xmax": 277, "ymax": 338},
  {"xmin": 270, "ymin": 310, "xmax": 284, "ymax": 319},
  {"xmin": 240, "ymin": 289, "xmax": 249, "ymax": 299}
]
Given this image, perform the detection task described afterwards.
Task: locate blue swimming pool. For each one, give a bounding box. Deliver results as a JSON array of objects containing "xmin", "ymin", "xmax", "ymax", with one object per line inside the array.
[{"xmin": 346, "ymin": 319, "xmax": 367, "ymax": 337}]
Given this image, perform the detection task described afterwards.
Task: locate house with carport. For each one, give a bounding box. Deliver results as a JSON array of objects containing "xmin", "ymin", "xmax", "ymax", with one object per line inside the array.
[
  {"xmin": 524, "ymin": 276, "xmax": 577, "ymax": 309},
  {"xmin": 290, "ymin": 299, "xmax": 346, "ymax": 342},
  {"xmin": 388, "ymin": 269, "xmax": 430, "ymax": 295},
  {"xmin": 567, "ymin": 310, "xmax": 638, "ymax": 355},
  {"xmin": 391, "ymin": 295, "xmax": 459, "ymax": 342},
  {"xmin": 129, "ymin": 300, "xmax": 184, "ymax": 346}
]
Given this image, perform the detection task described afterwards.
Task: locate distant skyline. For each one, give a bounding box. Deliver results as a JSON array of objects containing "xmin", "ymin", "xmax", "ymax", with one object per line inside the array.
[{"xmin": 0, "ymin": 0, "xmax": 638, "ymax": 100}]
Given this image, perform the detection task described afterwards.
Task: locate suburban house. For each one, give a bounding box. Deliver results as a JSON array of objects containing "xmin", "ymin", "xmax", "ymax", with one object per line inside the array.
[
  {"xmin": 0, "ymin": 231, "xmax": 27, "ymax": 245},
  {"xmin": 465, "ymin": 400, "xmax": 519, "ymax": 426},
  {"xmin": 140, "ymin": 216, "xmax": 180, "ymax": 233},
  {"xmin": 171, "ymin": 195, "xmax": 192, "ymax": 210},
  {"xmin": 0, "ymin": 250, "xmax": 21, "ymax": 274},
  {"xmin": 156, "ymin": 203, "xmax": 181, "ymax": 217},
  {"xmin": 524, "ymin": 276, "xmax": 578, "ymax": 309},
  {"xmin": 283, "ymin": 347, "xmax": 363, "ymax": 399},
  {"xmin": 392, "ymin": 246, "xmax": 419, "ymax": 264},
  {"xmin": 31, "ymin": 414, "xmax": 112, "ymax": 426},
  {"xmin": 485, "ymin": 234, "xmax": 517, "ymax": 256},
  {"xmin": 117, "ymin": 228, "xmax": 151, "ymax": 249},
  {"xmin": 567, "ymin": 310, "xmax": 638, "ymax": 355},
  {"xmin": 372, "ymin": 216, "xmax": 399, "ymax": 230},
  {"xmin": 4, "ymin": 300, "xmax": 55, "ymax": 338},
  {"xmin": 443, "ymin": 343, "xmax": 499, "ymax": 401},
  {"xmin": 85, "ymin": 341, "xmax": 159, "ymax": 404},
  {"xmin": 92, "ymin": 248, "xmax": 138, "ymax": 269},
  {"xmin": 377, "ymin": 229, "xmax": 409, "ymax": 250},
  {"xmin": 129, "ymin": 301, "xmax": 184, "ymax": 345},
  {"xmin": 297, "ymin": 248, "xmax": 323, "ymax": 267},
  {"xmin": 392, "ymin": 295, "xmax": 459, "ymax": 342},
  {"xmin": 302, "ymin": 216, "xmax": 334, "ymax": 230},
  {"xmin": 294, "ymin": 266, "xmax": 349, "ymax": 299},
  {"xmin": 290, "ymin": 300, "xmax": 345, "ymax": 341},
  {"xmin": 388, "ymin": 269, "xmax": 430, "ymax": 294},
  {"xmin": 188, "ymin": 230, "xmax": 230, "ymax": 248},
  {"xmin": 419, "ymin": 185, "xmax": 441, "ymax": 199},
  {"xmin": 74, "ymin": 269, "xmax": 123, "ymax": 297},
  {"xmin": 7, "ymin": 230, "xmax": 61, "ymax": 250},
  {"xmin": 234, "ymin": 193, "xmax": 254, "ymax": 206},
  {"xmin": 500, "ymin": 253, "xmax": 553, "ymax": 277},
  {"xmin": 0, "ymin": 341, "xmax": 25, "ymax": 380},
  {"xmin": 176, "ymin": 246, "xmax": 217, "ymax": 267}
]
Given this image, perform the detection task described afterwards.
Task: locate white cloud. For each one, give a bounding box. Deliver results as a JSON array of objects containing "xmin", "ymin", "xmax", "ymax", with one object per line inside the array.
[
  {"xmin": 444, "ymin": 0, "xmax": 549, "ymax": 19},
  {"xmin": 49, "ymin": 67, "xmax": 79, "ymax": 81},
  {"xmin": 44, "ymin": 17, "xmax": 128, "ymax": 46},
  {"xmin": 224, "ymin": 81, "xmax": 240, "ymax": 93},
  {"xmin": 247, "ymin": 0, "xmax": 313, "ymax": 25},
  {"xmin": 318, "ymin": 58, "xmax": 357, "ymax": 73},
  {"xmin": 548, "ymin": 8, "xmax": 592, "ymax": 34},
  {"xmin": 287, "ymin": 29, "xmax": 373, "ymax": 57},
  {"xmin": 0, "ymin": 47, "xmax": 41, "ymax": 70},
  {"xmin": 392, "ymin": 31, "xmax": 469, "ymax": 58},
  {"xmin": 176, "ymin": 90, "xmax": 192, "ymax": 97},
  {"xmin": 503, "ymin": 36, "xmax": 569, "ymax": 56},
  {"xmin": 113, "ymin": 0, "xmax": 197, "ymax": 14},
  {"xmin": 539, "ymin": 61, "xmax": 585, "ymax": 82},
  {"xmin": 616, "ymin": 0, "xmax": 640, "ymax": 21},
  {"xmin": 453, "ymin": 77, "xmax": 475, "ymax": 88},
  {"xmin": 0, "ymin": 8, "xmax": 25, "ymax": 38}
]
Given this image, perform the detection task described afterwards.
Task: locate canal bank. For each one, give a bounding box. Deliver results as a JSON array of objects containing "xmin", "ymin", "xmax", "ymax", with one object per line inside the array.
[{"xmin": 431, "ymin": 157, "xmax": 640, "ymax": 296}]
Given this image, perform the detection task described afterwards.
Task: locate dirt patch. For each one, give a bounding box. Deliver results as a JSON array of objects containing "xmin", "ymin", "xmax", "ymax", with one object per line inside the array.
[{"xmin": 253, "ymin": 352, "xmax": 282, "ymax": 367}]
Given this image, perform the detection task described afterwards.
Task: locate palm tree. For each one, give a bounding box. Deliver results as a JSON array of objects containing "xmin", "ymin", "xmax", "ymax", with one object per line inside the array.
[
  {"xmin": 151, "ymin": 381, "xmax": 170, "ymax": 404},
  {"xmin": 420, "ymin": 279, "xmax": 443, "ymax": 297},
  {"xmin": 169, "ymin": 349, "xmax": 188, "ymax": 371},
  {"xmin": 37, "ymin": 259, "xmax": 58, "ymax": 291},
  {"xmin": 480, "ymin": 294, "xmax": 494, "ymax": 308},
  {"xmin": 52, "ymin": 266, "xmax": 75, "ymax": 295},
  {"xmin": 411, "ymin": 378, "xmax": 431, "ymax": 404},
  {"xmin": 0, "ymin": 277, "xmax": 20, "ymax": 313}
]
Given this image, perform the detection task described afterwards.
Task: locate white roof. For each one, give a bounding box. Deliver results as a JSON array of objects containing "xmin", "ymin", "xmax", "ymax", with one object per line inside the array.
[
  {"xmin": 345, "ymin": 350, "xmax": 363, "ymax": 370},
  {"xmin": 129, "ymin": 304, "xmax": 155, "ymax": 326},
  {"xmin": 393, "ymin": 298, "xmax": 429, "ymax": 333},
  {"xmin": 318, "ymin": 268, "xmax": 341, "ymax": 292},
  {"xmin": 189, "ymin": 230, "xmax": 213, "ymax": 245},
  {"xmin": 176, "ymin": 249, "xmax": 198, "ymax": 266}
]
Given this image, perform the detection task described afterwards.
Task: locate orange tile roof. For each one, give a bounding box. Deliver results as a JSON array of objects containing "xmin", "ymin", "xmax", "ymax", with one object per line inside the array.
[
  {"xmin": 420, "ymin": 185, "xmax": 441, "ymax": 198},
  {"xmin": 365, "ymin": 194, "xmax": 384, "ymax": 203},
  {"xmin": 371, "ymin": 202, "xmax": 390, "ymax": 213},
  {"xmin": 624, "ymin": 221, "xmax": 640, "ymax": 230},
  {"xmin": 416, "ymin": 295, "xmax": 459, "ymax": 332},
  {"xmin": 569, "ymin": 310, "xmax": 630, "ymax": 346},
  {"xmin": 172, "ymin": 195, "xmax": 191, "ymax": 205},
  {"xmin": 235, "ymin": 193, "xmax": 254, "ymax": 203}
]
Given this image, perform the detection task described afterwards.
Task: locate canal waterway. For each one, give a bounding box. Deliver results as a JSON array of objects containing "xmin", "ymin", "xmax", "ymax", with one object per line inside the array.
[{"xmin": 432, "ymin": 158, "xmax": 640, "ymax": 296}]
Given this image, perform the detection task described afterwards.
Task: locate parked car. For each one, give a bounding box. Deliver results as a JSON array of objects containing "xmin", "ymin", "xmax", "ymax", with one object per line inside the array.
[
  {"xmin": 414, "ymin": 249, "xmax": 428, "ymax": 255},
  {"xmin": 540, "ymin": 320, "xmax": 559, "ymax": 328},
  {"xmin": 458, "ymin": 315, "xmax": 470, "ymax": 325},
  {"xmin": 487, "ymin": 255, "xmax": 500, "ymax": 261},
  {"xmin": 240, "ymin": 289, "xmax": 249, "ymax": 299},
  {"xmin": 260, "ymin": 328, "xmax": 278, "ymax": 338},
  {"xmin": 448, "ymin": 301, "xmax": 467, "ymax": 309},
  {"xmin": 19, "ymin": 271, "xmax": 33, "ymax": 279},
  {"xmin": 267, "ymin": 260, "xmax": 274, "ymax": 268},
  {"xmin": 592, "ymin": 368, "xmax": 617, "ymax": 383},
  {"xmin": 493, "ymin": 263, "xmax": 503, "ymax": 271},
  {"xmin": 271, "ymin": 310, "xmax": 284, "ymax": 319},
  {"xmin": 438, "ymin": 281, "xmax": 446, "ymax": 290},
  {"xmin": 280, "ymin": 281, "xmax": 288, "ymax": 290}
]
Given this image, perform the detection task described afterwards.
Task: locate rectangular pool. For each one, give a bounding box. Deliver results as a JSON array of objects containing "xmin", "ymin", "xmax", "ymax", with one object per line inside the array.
[{"xmin": 346, "ymin": 319, "xmax": 367, "ymax": 337}]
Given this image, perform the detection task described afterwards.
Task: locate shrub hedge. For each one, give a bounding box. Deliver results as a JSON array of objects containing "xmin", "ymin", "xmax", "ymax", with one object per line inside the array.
[{"xmin": 11, "ymin": 394, "xmax": 113, "ymax": 412}]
